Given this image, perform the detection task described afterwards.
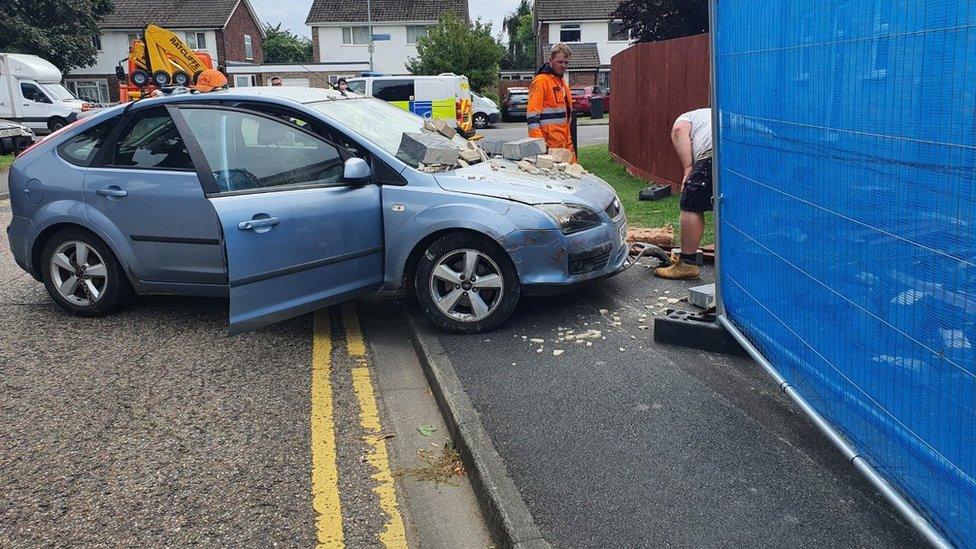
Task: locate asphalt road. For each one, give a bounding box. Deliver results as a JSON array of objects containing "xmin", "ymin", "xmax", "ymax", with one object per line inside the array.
[
  {"xmin": 479, "ymin": 121, "xmax": 608, "ymax": 147},
  {"xmin": 0, "ymin": 200, "xmax": 487, "ymax": 547},
  {"xmin": 421, "ymin": 263, "xmax": 927, "ymax": 548}
]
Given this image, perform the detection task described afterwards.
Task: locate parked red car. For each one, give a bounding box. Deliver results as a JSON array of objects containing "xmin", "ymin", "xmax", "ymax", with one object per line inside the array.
[{"xmin": 571, "ymin": 86, "xmax": 611, "ymax": 114}]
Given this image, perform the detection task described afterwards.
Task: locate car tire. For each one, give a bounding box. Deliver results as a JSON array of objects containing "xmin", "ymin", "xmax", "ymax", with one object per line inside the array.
[
  {"xmin": 47, "ymin": 117, "xmax": 67, "ymax": 132},
  {"xmin": 415, "ymin": 233, "xmax": 520, "ymax": 334},
  {"xmin": 40, "ymin": 228, "xmax": 132, "ymax": 317},
  {"xmin": 473, "ymin": 113, "xmax": 489, "ymax": 129}
]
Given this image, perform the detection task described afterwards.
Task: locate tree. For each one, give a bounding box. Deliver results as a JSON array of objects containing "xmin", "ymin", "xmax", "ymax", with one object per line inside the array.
[
  {"xmin": 405, "ymin": 13, "xmax": 504, "ymax": 93},
  {"xmin": 500, "ymin": 0, "xmax": 534, "ymax": 70},
  {"xmin": 0, "ymin": 0, "xmax": 114, "ymax": 73},
  {"xmin": 611, "ymin": 0, "xmax": 708, "ymax": 44},
  {"xmin": 263, "ymin": 23, "xmax": 313, "ymax": 64}
]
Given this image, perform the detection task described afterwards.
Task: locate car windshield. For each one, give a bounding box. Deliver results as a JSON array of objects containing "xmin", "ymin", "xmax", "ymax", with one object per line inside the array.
[
  {"xmin": 308, "ymin": 97, "xmax": 427, "ymax": 166},
  {"xmin": 42, "ymin": 83, "xmax": 77, "ymax": 101}
]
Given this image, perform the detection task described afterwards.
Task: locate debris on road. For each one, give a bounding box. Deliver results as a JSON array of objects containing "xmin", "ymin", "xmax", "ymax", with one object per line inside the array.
[
  {"xmin": 553, "ymin": 349, "xmax": 565, "ymax": 356},
  {"xmin": 405, "ymin": 441, "xmax": 466, "ymax": 485},
  {"xmin": 418, "ymin": 424, "xmax": 437, "ymax": 437}
]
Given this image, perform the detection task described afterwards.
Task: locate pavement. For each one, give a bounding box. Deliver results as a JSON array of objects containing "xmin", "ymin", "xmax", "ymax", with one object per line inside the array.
[
  {"xmin": 407, "ymin": 261, "xmax": 928, "ymax": 548},
  {"xmin": 479, "ymin": 122, "xmax": 608, "ymax": 147},
  {"xmin": 0, "ymin": 199, "xmax": 488, "ymax": 547}
]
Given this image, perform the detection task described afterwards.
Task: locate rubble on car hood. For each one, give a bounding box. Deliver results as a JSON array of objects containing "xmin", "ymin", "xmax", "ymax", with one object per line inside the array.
[{"xmin": 433, "ymin": 158, "xmax": 616, "ymax": 208}]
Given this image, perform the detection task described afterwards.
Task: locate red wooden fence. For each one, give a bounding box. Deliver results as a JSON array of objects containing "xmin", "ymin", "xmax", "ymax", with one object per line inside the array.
[{"xmin": 609, "ymin": 33, "xmax": 711, "ymax": 190}]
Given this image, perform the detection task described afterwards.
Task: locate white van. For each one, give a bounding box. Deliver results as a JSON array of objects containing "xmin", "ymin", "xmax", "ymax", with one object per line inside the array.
[
  {"xmin": 471, "ymin": 91, "xmax": 500, "ymax": 129},
  {"xmin": 0, "ymin": 53, "xmax": 87, "ymax": 133},
  {"xmin": 345, "ymin": 73, "xmax": 475, "ymax": 136}
]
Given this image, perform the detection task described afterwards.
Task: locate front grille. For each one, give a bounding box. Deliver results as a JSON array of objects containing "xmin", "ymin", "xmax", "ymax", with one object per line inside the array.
[
  {"xmin": 604, "ymin": 198, "xmax": 622, "ymax": 220},
  {"xmin": 569, "ymin": 242, "xmax": 612, "ymax": 275}
]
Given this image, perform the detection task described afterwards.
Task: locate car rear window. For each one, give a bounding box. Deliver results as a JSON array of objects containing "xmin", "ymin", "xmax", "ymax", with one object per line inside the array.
[{"xmin": 57, "ymin": 116, "xmax": 119, "ymax": 167}]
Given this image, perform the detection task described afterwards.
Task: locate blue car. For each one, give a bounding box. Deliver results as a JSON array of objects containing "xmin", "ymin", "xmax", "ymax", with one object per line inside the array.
[{"xmin": 5, "ymin": 87, "xmax": 627, "ymax": 334}]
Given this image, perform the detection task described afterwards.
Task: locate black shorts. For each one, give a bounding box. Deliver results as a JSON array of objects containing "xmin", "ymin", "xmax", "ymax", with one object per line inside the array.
[{"xmin": 679, "ymin": 158, "xmax": 713, "ymax": 213}]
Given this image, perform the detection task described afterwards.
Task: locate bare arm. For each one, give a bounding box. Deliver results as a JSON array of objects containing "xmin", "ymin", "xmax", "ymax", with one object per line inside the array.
[{"xmin": 671, "ymin": 121, "xmax": 694, "ymax": 187}]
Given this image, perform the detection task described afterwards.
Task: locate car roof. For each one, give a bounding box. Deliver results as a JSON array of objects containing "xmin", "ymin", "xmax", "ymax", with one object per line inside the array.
[{"xmin": 136, "ymin": 86, "xmax": 354, "ymax": 109}]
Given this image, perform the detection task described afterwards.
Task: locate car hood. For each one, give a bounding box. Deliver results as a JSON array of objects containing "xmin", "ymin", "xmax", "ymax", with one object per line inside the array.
[{"xmin": 433, "ymin": 159, "xmax": 617, "ymax": 209}]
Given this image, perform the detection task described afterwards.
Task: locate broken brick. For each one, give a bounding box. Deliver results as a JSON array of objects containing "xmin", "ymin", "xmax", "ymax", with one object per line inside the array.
[{"xmin": 503, "ymin": 138, "xmax": 547, "ymax": 160}]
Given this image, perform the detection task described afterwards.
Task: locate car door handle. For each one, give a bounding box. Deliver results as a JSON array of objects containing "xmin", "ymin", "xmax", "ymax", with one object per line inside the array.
[
  {"xmin": 238, "ymin": 217, "xmax": 279, "ymax": 230},
  {"xmin": 96, "ymin": 187, "xmax": 127, "ymax": 198}
]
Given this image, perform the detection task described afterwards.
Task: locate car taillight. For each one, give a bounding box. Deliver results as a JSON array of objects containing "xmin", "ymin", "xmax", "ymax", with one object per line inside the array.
[{"xmin": 15, "ymin": 118, "xmax": 84, "ymax": 159}]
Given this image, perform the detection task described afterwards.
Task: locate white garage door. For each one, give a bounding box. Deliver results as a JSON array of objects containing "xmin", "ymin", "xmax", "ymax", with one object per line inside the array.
[{"xmin": 281, "ymin": 78, "xmax": 310, "ymax": 87}]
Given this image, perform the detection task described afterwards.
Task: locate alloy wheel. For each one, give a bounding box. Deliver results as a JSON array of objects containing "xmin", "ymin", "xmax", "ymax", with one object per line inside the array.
[
  {"xmin": 49, "ymin": 241, "xmax": 108, "ymax": 307},
  {"xmin": 429, "ymin": 249, "xmax": 504, "ymax": 322}
]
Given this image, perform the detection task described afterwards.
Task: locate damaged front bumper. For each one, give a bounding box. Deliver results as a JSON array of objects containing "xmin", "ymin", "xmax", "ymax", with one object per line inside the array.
[{"xmin": 499, "ymin": 219, "xmax": 628, "ymax": 297}]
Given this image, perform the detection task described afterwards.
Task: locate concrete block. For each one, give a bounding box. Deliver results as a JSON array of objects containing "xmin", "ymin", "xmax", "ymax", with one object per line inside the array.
[
  {"xmin": 564, "ymin": 163, "xmax": 586, "ymax": 178},
  {"xmin": 451, "ymin": 134, "xmax": 470, "ymax": 150},
  {"xmin": 479, "ymin": 138, "xmax": 506, "ymax": 156},
  {"xmin": 688, "ymin": 283, "xmax": 715, "ymax": 309},
  {"xmin": 654, "ymin": 311, "xmax": 747, "ymax": 357},
  {"xmin": 503, "ymin": 138, "xmax": 547, "ymax": 160},
  {"xmin": 398, "ymin": 132, "xmax": 460, "ymax": 166},
  {"xmin": 459, "ymin": 148, "xmax": 481, "ymax": 163},
  {"xmin": 548, "ymin": 148, "xmax": 574, "ymax": 163},
  {"xmin": 430, "ymin": 118, "xmax": 457, "ymax": 139},
  {"xmin": 517, "ymin": 160, "xmax": 540, "ymax": 174},
  {"xmin": 535, "ymin": 154, "xmax": 555, "ymax": 169}
]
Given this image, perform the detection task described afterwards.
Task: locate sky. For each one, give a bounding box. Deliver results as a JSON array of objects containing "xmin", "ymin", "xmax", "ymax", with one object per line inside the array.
[{"xmin": 248, "ymin": 0, "xmax": 522, "ymax": 42}]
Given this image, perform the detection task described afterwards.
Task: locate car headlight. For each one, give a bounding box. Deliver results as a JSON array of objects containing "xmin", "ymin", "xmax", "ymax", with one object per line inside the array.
[{"xmin": 537, "ymin": 203, "xmax": 602, "ymax": 235}]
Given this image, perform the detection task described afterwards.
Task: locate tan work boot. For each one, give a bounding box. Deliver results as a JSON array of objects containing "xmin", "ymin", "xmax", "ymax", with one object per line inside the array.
[{"xmin": 654, "ymin": 259, "xmax": 700, "ymax": 280}]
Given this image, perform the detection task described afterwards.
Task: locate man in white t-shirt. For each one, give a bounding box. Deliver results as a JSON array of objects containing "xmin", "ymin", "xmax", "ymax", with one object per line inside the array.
[{"xmin": 655, "ymin": 107, "xmax": 713, "ymax": 280}]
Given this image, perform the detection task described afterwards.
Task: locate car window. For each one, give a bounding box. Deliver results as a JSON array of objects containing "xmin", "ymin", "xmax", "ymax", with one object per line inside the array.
[
  {"xmin": 372, "ymin": 79, "xmax": 414, "ymax": 102},
  {"xmin": 308, "ymin": 98, "xmax": 426, "ymax": 167},
  {"xmin": 179, "ymin": 108, "xmax": 345, "ymax": 193},
  {"xmin": 58, "ymin": 116, "xmax": 119, "ymax": 167},
  {"xmin": 347, "ymin": 80, "xmax": 366, "ymax": 95},
  {"xmin": 21, "ymin": 83, "xmax": 51, "ymax": 104},
  {"xmin": 112, "ymin": 109, "xmax": 193, "ymax": 170}
]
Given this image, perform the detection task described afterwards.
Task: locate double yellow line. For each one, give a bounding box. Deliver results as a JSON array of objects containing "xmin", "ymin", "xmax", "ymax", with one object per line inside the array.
[{"xmin": 311, "ymin": 304, "xmax": 407, "ymax": 549}]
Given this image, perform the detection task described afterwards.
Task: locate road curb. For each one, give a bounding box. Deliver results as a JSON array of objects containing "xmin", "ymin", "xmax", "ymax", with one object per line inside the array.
[{"xmin": 404, "ymin": 309, "xmax": 550, "ymax": 549}]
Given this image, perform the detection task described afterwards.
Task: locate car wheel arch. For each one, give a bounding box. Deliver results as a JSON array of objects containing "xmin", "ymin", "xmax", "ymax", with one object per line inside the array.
[
  {"xmin": 402, "ymin": 228, "xmax": 515, "ymax": 293},
  {"xmin": 30, "ymin": 222, "xmax": 134, "ymax": 286}
]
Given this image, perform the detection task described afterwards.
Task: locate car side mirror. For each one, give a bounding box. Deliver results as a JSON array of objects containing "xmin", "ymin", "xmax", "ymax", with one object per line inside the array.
[
  {"xmin": 115, "ymin": 66, "xmax": 126, "ymax": 81},
  {"xmin": 343, "ymin": 157, "xmax": 371, "ymax": 184}
]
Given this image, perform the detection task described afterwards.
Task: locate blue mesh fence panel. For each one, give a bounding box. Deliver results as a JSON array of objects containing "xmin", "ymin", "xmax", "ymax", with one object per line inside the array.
[{"xmin": 714, "ymin": 1, "xmax": 975, "ymax": 545}]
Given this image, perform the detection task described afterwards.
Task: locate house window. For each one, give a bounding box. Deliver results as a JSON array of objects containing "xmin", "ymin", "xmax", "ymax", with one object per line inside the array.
[
  {"xmin": 608, "ymin": 21, "xmax": 630, "ymax": 42},
  {"xmin": 406, "ymin": 25, "xmax": 430, "ymax": 45},
  {"xmin": 126, "ymin": 32, "xmax": 141, "ymax": 46},
  {"xmin": 559, "ymin": 23, "xmax": 581, "ymax": 43},
  {"xmin": 92, "ymin": 34, "xmax": 102, "ymax": 52},
  {"xmin": 66, "ymin": 79, "xmax": 110, "ymax": 104},
  {"xmin": 184, "ymin": 31, "xmax": 207, "ymax": 50},
  {"xmin": 342, "ymin": 26, "xmax": 370, "ymax": 45},
  {"xmin": 244, "ymin": 35, "xmax": 253, "ymax": 60},
  {"xmin": 234, "ymin": 74, "xmax": 255, "ymax": 87}
]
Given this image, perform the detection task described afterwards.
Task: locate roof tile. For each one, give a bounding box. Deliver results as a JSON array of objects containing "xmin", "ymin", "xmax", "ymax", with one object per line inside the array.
[
  {"xmin": 306, "ymin": 0, "xmax": 469, "ymax": 25},
  {"xmin": 100, "ymin": 0, "xmax": 242, "ymax": 29}
]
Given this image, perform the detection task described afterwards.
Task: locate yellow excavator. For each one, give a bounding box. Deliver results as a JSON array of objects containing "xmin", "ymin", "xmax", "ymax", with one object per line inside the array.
[{"xmin": 117, "ymin": 24, "xmax": 215, "ymax": 101}]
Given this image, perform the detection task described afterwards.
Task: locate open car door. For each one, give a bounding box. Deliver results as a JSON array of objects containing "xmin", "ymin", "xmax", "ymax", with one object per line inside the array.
[{"xmin": 169, "ymin": 104, "xmax": 384, "ymax": 334}]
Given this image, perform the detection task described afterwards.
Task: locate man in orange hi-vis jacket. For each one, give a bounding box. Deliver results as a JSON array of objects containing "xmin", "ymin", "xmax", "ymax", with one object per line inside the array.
[{"xmin": 527, "ymin": 43, "xmax": 576, "ymax": 162}]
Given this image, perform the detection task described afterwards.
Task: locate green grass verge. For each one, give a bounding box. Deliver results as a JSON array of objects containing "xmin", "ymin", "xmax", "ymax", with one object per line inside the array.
[
  {"xmin": 577, "ymin": 144, "xmax": 714, "ymax": 245},
  {"xmin": 0, "ymin": 154, "xmax": 13, "ymax": 172}
]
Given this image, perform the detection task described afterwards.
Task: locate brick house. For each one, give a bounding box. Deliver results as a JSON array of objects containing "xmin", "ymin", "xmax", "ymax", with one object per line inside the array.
[
  {"xmin": 67, "ymin": 0, "xmax": 265, "ymax": 103},
  {"xmin": 305, "ymin": 0, "xmax": 469, "ymax": 76},
  {"xmin": 534, "ymin": 0, "xmax": 631, "ymax": 87}
]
